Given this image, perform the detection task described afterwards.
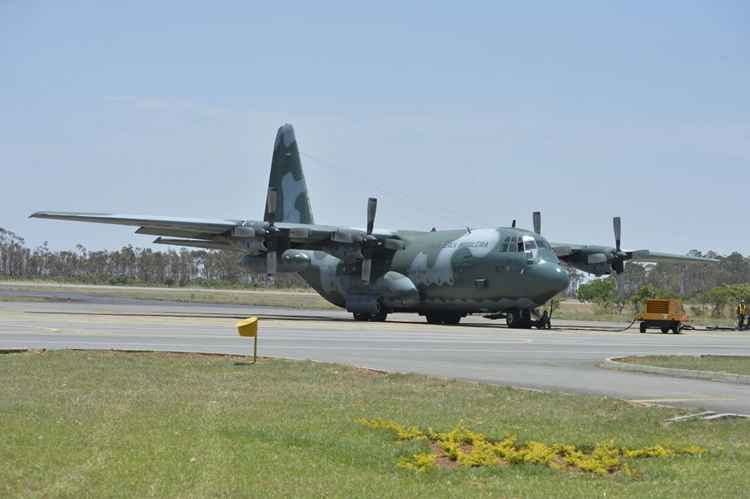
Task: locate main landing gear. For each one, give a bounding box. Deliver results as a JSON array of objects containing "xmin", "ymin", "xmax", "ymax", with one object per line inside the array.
[
  {"xmin": 425, "ymin": 312, "xmax": 464, "ymax": 325},
  {"xmin": 353, "ymin": 311, "xmax": 388, "ymax": 322}
]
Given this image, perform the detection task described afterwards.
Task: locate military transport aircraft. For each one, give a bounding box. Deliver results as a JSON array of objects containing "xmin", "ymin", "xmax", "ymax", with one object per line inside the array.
[{"xmin": 31, "ymin": 124, "xmax": 714, "ymax": 327}]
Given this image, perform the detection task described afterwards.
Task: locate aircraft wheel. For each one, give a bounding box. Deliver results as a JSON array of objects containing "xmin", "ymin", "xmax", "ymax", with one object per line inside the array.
[
  {"xmin": 425, "ymin": 313, "xmax": 441, "ymax": 325},
  {"xmin": 441, "ymin": 314, "xmax": 462, "ymax": 325},
  {"xmin": 371, "ymin": 311, "xmax": 388, "ymax": 322}
]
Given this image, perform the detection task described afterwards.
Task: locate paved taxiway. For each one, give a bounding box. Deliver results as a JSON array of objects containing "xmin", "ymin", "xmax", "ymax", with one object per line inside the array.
[{"xmin": 2, "ymin": 296, "xmax": 750, "ymax": 414}]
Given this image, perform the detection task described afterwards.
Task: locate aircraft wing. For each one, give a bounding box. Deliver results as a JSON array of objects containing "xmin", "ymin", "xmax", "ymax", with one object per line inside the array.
[
  {"xmin": 551, "ymin": 242, "xmax": 718, "ymax": 276},
  {"xmin": 627, "ymin": 250, "xmax": 718, "ymax": 264},
  {"xmin": 30, "ymin": 211, "xmax": 239, "ymax": 238},
  {"xmin": 29, "ymin": 211, "xmax": 404, "ymax": 255}
]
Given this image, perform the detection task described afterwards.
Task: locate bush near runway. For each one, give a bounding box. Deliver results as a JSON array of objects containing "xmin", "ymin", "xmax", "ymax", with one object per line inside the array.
[{"xmin": 2, "ymin": 351, "xmax": 749, "ymax": 498}]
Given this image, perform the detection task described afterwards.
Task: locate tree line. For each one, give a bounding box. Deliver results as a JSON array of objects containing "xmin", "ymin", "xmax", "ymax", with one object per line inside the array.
[
  {"xmin": 2, "ymin": 227, "xmax": 748, "ymax": 307},
  {"xmin": 573, "ymin": 250, "xmax": 750, "ymax": 318},
  {"xmin": 0, "ymin": 228, "xmax": 305, "ymax": 288}
]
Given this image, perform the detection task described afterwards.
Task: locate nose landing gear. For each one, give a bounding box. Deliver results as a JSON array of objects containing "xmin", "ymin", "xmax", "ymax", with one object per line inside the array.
[
  {"xmin": 506, "ymin": 309, "xmax": 532, "ymax": 329},
  {"xmin": 505, "ymin": 308, "xmax": 552, "ymax": 329}
]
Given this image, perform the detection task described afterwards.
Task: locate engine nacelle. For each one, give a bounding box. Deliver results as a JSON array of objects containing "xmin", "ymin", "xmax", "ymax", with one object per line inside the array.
[{"xmin": 239, "ymin": 238, "xmax": 267, "ymax": 255}]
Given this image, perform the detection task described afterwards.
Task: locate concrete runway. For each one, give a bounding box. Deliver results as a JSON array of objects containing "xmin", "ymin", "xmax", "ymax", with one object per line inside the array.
[{"xmin": 2, "ymin": 296, "xmax": 750, "ymax": 414}]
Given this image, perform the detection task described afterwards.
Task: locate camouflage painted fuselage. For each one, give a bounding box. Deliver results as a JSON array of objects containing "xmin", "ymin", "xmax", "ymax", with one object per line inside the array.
[{"xmin": 295, "ymin": 226, "xmax": 569, "ymax": 314}]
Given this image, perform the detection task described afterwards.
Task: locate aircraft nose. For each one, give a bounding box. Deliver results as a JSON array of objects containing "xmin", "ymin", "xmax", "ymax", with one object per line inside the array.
[
  {"xmin": 550, "ymin": 265, "xmax": 570, "ymax": 294},
  {"xmin": 529, "ymin": 262, "xmax": 569, "ymax": 301}
]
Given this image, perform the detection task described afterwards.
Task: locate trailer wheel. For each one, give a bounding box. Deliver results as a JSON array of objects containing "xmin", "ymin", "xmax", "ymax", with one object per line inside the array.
[
  {"xmin": 660, "ymin": 327, "xmax": 670, "ymax": 334},
  {"xmin": 640, "ymin": 323, "xmax": 647, "ymax": 333},
  {"xmin": 672, "ymin": 324, "xmax": 682, "ymax": 334}
]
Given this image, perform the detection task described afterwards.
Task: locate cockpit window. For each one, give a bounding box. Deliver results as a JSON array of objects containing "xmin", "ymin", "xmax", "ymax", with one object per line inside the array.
[
  {"xmin": 517, "ymin": 238, "xmax": 524, "ymax": 252},
  {"xmin": 535, "ymin": 237, "xmax": 549, "ymax": 250},
  {"xmin": 500, "ymin": 236, "xmax": 511, "ymax": 252},
  {"xmin": 524, "ymin": 239, "xmax": 537, "ymax": 251}
]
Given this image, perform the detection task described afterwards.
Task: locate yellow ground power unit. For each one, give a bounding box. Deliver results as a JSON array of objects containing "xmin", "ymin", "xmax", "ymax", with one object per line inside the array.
[
  {"xmin": 236, "ymin": 317, "xmax": 259, "ymax": 363},
  {"xmin": 637, "ymin": 299, "xmax": 689, "ymax": 334}
]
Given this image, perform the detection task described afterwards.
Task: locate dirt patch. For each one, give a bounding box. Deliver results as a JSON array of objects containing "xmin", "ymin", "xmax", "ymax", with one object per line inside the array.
[{"xmin": 431, "ymin": 442, "xmax": 459, "ymax": 469}]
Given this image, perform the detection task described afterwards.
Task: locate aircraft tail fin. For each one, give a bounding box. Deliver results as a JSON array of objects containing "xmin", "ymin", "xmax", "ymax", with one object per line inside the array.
[{"xmin": 264, "ymin": 124, "xmax": 314, "ymax": 224}]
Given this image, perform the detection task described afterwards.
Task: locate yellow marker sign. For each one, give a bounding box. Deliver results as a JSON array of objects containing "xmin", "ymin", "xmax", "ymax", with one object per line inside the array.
[
  {"xmin": 236, "ymin": 317, "xmax": 258, "ymax": 337},
  {"xmin": 236, "ymin": 317, "xmax": 259, "ymax": 363}
]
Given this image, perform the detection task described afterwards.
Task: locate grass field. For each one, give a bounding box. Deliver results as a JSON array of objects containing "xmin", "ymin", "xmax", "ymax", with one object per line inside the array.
[
  {"xmin": 619, "ymin": 355, "xmax": 750, "ymax": 376},
  {"xmin": 2, "ymin": 351, "xmax": 749, "ymax": 498}
]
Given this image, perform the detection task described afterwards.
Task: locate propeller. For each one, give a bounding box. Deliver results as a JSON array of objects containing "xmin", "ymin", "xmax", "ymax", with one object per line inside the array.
[
  {"xmin": 367, "ymin": 197, "xmax": 376, "ymax": 235},
  {"xmin": 360, "ymin": 197, "xmax": 378, "ymax": 283},
  {"xmin": 533, "ymin": 211, "xmax": 541, "ymax": 235},
  {"xmin": 613, "ymin": 216, "xmax": 621, "ymax": 253},
  {"xmin": 611, "ymin": 216, "xmax": 625, "ymax": 274},
  {"xmin": 265, "ymin": 188, "xmax": 280, "ymax": 276}
]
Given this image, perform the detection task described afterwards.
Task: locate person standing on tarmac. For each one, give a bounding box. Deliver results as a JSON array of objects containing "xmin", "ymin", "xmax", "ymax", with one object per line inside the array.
[{"xmin": 737, "ymin": 300, "xmax": 748, "ymax": 331}]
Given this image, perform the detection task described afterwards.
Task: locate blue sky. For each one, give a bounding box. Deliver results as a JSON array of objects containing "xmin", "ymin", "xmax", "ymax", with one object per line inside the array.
[{"xmin": 1, "ymin": 1, "xmax": 748, "ymax": 254}]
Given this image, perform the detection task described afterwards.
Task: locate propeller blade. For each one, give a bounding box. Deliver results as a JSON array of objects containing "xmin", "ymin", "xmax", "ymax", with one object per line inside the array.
[
  {"xmin": 533, "ymin": 211, "xmax": 541, "ymax": 235},
  {"xmin": 266, "ymin": 188, "xmax": 279, "ymax": 224},
  {"xmin": 361, "ymin": 258, "xmax": 372, "ymax": 283},
  {"xmin": 266, "ymin": 250, "xmax": 278, "ymax": 275},
  {"xmin": 366, "ymin": 197, "xmax": 377, "ymax": 235},
  {"xmin": 613, "ymin": 216, "xmax": 621, "ymax": 252}
]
